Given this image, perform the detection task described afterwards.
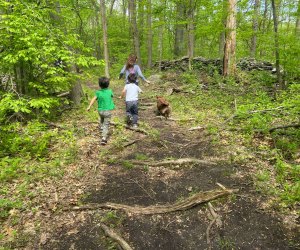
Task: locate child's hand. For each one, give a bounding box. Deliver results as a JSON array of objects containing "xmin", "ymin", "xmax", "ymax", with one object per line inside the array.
[{"xmin": 87, "ymin": 107, "xmax": 90, "ymax": 111}]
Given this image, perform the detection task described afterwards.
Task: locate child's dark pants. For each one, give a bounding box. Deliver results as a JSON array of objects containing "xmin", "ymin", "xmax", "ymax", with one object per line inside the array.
[{"xmin": 125, "ymin": 101, "xmax": 138, "ymax": 125}]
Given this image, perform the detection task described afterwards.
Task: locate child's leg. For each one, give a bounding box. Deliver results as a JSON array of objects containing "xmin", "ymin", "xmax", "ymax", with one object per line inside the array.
[
  {"xmin": 99, "ymin": 111, "xmax": 111, "ymax": 139},
  {"xmin": 125, "ymin": 101, "xmax": 133, "ymax": 125},
  {"xmin": 131, "ymin": 101, "xmax": 139, "ymax": 125}
]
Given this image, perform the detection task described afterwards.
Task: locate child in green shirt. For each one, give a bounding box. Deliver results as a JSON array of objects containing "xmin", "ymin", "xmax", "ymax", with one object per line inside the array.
[{"xmin": 87, "ymin": 77, "xmax": 115, "ymax": 145}]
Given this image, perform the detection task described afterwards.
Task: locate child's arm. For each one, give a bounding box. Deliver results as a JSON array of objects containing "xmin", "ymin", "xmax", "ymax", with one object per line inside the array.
[
  {"xmin": 87, "ymin": 96, "xmax": 97, "ymax": 111},
  {"xmin": 119, "ymin": 65, "xmax": 126, "ymax": 79},
  {"xmin": 119, "ymin": 88, "xmax": 126, "ymax": 99}
]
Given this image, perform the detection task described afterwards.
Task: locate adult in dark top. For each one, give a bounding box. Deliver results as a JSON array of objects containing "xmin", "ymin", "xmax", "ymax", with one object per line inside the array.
[{"xmin": 119, "ymin": 54, "xmax": 150, "ymax": 85}]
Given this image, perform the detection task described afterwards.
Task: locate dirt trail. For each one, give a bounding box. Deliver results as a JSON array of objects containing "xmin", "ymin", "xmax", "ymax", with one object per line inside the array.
[{"xmin": 35, "ymin": 80, "xmax": 298, "ymax": 250}]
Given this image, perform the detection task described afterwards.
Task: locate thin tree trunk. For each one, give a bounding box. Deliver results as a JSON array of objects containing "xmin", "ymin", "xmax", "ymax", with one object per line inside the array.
[
  {"xmin": 109, "ymin": 0, "xmax": 116, "ymax": 15},
  {"xmin": 250, "ymin": 0, "xmax": 260, "ymax": 58},
  {"xmin": 100, "ymin": 0, "xmax": 110, "ymax": 78},
  {"xmin": 271, "ymin": 0, "xmax": 282, "ymax": 87},
  {"xmin": 296, "ymin": 0, "xmax": 300, "ymax": 36},
  {"xmin": 174, "ymin": 1, "xmax": 186, "ymax": 57},
  {"xmin": 129, "ymin": 0, "xmax": 142, "ymax": 67},
  {"xmin": 147, "ymin": 0, "xmax": 152, "ymax": 69},
  {"xmin": 91, "ymin": 0, "xmax": 101, "ymax": 59},
  {"xmin": 158, "ymin": 0, "xmax": 166, "ymax": 71},
  {"xmin": 219, "ymin": 0, "xmax": 226, "ymax": 58},
  {"xmin": 187, "ymin": 0, "xmax": 195, "ymax": 70},
  {"xmin": 223, "ymin": 0, "xmax": 237, "ymax": 77}
]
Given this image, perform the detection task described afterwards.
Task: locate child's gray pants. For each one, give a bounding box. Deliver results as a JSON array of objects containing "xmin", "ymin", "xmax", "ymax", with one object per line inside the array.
[{"xmin": 98, "ymin": 110, "xmax": 111, "ymax": 139}]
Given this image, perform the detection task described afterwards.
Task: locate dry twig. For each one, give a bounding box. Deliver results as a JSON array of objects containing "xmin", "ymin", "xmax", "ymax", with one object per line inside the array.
[{"xmin": 99, "ymin": 223, "xmax": 133, "ymax": 250}]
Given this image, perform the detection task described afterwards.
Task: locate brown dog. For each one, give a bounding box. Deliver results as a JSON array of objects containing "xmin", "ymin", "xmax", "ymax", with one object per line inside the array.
[{"xmin": 156, "ymin": 96, "xmax": 171, "ymax": 119}]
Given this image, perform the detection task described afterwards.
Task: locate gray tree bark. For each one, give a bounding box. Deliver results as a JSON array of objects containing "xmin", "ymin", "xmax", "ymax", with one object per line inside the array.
[
  {"xmin": 250, "ymin": 0, "xmax": 260, "ymax": 58},
  {"xmin": 100, "ymin": 0, "xmax": 110, "ymax": 78},
  {"xmin": 187, "ymin": 0, "xmax": 195, "ymax": 70},
  {"xmin": 296, "ymin": 0, "xmax": 300, "ymax": 36},
  {"xmin": 271, "ymin": 0, "xmax": 282, "ymax": 87},
  {"xmin": 129, "ymin": 0, "xmax": 142, "ymax": 67},
  {"xmin": 174, "ymin": 1, "xmax": 186, "ymax": 57},
  {"xmin": 147, "ymin": 0, "xmax": 152, "ymax": 69},
  {"xmin": 223, "ymin": 0, "xmax": 237, "ymax": 76}
]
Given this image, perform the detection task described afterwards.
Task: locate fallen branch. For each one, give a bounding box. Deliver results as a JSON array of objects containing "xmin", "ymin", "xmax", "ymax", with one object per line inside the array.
[
  {"xmin": 123, "ymin": 139, "xmax": 142, "ymax": 147},
  {"xmin": 223, "ymin": 106, "xmax": 288, "ymax": 124},
  {"xmin": 131, "ymin": 158, "xmax": 217, "ymax": 167},
  {"xmin": 140, "ymin": 102, "xmax": 155, "ymax": 106},
  {"xmin": 57, "ymin": 91, "xmax": 70, "ymax": 97},
  {"xmin": 155, "ymin": 116, "xmax": 196, "ymax": 122},
  {"xmin": 188, "ymin": 126, "xmax": 205, "ymax": 131},
  {"xmin": 66, "ymin": 186, "xmax": 236, "ymax": 214},
  {"xmin": 206, "ymin": 202, "xmax": 222, "ymax": 247},
  {"xmin": 269, "ymin": 123, "xmax": 300, "ymax": 133},
  {"xmin": 99, "ymin": 223, "xmax": 133, "ymax": 250}
]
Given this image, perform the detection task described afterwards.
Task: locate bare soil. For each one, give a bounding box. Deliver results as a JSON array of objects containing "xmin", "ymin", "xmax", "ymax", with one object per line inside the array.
[{"xmin": 24, "ymin": 80, "xmax": 299, "ymax": 250}]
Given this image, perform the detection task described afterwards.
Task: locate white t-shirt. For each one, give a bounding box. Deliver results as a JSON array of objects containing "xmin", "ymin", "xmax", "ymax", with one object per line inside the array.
[{"xmin": 124, "ymin": 83, "xmax": 142, "ymax": 102}]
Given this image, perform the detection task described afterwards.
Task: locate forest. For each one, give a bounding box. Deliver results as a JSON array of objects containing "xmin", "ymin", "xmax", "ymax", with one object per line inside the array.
[{"xmin": 0, "ymin": 0, "xmax": 299, "ymax": 249}]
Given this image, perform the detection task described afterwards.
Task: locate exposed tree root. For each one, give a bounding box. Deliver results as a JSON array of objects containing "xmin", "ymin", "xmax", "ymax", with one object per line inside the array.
[
  {"xmin": 67, "ymin": 187, "xmax": 236, "ymax": 215},
  {"xmin": 99, "ymin": 223, "xmax": 133, "ymax": 250},
  {"xmin": 131, "ymin": 158, "xmax": 217, "ymax": 166}
]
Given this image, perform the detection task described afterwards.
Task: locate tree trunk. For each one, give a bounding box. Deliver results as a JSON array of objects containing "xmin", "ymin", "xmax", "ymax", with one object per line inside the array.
[
  {"xmin": 158, "ymin": 0, "xmax": 166, "ymax": 71},
  {"xmin": 146, "ymin": 0, "xmax": 152, "ymax": 69},
  {"xmin": 250, "ymin": 0, "xmax": 260, "ymax": 58},
  {"xmin": 296, "ymin": 0, "xmax": 300, "ymax": 36},
  {"xmin": 129, "ymin": 0, "xmax": 142, "ymax": 67},
  {"xmin": 174, "ymin": 1, "xmax": 186, "ymax": 57},
  {"xmin": 91, "ymin": 0, "xmax": 101, "ymax": 59},
  {"xmin": 219, "ymin": 0, "xmax": 227, "ymax": 58},
  {"xmin": 70, "ymin": 82, "xmax": 84, "ymax": 106},
  {"xmin": 223, "ymin": 0, "xmax": 237, "ymax": 77},
  {"xmin": 271, "ymin": 0, "xmax": 282, "ymax": 87},
  {"xmin": 187, "ymin": 0, "xmax": 195, "ymax": 70},
  {"xmin": 100, "ymin": 0, "xmax": 110, "ymax": 78},
  {"xmin": 109, "ymin": 0, "xmax": 116, "ymax": 15}
]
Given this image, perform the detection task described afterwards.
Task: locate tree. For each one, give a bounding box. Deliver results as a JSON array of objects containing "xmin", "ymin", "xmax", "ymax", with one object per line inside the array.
[
  {"xmin": 187, "ymin": 0, "xmax": 195, "ymax": 70},
  {"xmin": 147, "ymin": 0, "xmax": 153, "ymax": 68},
  {"xmin": 271, "ymin": 0, "xmax": 282, "ymax": 87},
  {"xmin": 129, "ymin": 0, "xmax": 142, "ymax": 67},
  {"xmin": 223, "ymin": 0, "xmax": 237, "ymax": 76},
  {"xmin": 174, "ymin": 1, "xmax": 186, "ymax": 57},
  {"xmin": 250, "ymin": 0, "xmax": 260, "ymax": 58},
  {"xmin": 100, "ymin": 0, "xmax": 110, "ymax": 78},
  {"xmin": 296, "ymin": 0, "xmax": 300, "ymax": 36}
]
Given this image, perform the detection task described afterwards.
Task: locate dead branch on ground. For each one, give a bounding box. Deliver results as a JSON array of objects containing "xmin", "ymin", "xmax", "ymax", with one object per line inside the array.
[
  {"xmin": 206, "ymin": 202, "xmax": 222, "ymax": 247},
  {"xmin": 99, "ymin": 223, "xmax": 133, "ymax": 250},
  {"xmin": 131, "ymin": 158, "xmax": 217, "ymax": 166},
  {"xmin": 188, "ymin": 126, "xmax": 205, "ymax": 131},
  {"xmin": 155, "ymin": 116, "xmax": 196, "ymax": 122},
  {"xmin": 66, "ymin": 186, "xmax": 237, "ymax": 214},
  {"xmin": 222, "ymin": 106, "xmax": 288, "ymax": 125},
  {"xmin": 269, "ymin": 123, "xmax": 300, "ymax": 132}
]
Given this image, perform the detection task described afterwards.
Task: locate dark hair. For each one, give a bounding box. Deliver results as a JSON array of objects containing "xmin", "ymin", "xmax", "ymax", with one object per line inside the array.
[
  {"xmin": 128, "ymin": 73, "xmax": 137, "ymax": 83},
  {"xmin": 125, "ymin": 54, "xmax": 137, "ymax": 70},
  {"xmin": 98, "ymin": 77, "xmax": 109, "ymax": 89}
]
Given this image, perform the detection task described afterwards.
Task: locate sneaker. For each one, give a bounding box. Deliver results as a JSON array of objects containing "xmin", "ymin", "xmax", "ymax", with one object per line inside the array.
[
  {"xmin": 126, "ymin": 115, "xmax": 133, "ymax": 126},
  {"xmin": 132, "ymin": 124, "xmax": 138, "ymax": 129},
  {"xmin": 100, "ymin": 138, "xmax": 107, "ymax": 145}
]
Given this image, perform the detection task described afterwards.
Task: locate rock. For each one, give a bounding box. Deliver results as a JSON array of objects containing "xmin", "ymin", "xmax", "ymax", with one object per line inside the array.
[{"xmin": 148, "ymin": 74, "xmax": 163, "ymax": 84}]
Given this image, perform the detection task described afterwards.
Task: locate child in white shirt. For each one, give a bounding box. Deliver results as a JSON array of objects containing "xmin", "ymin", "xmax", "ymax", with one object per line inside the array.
[{"xmin": 119, "ymin": 73, "xmax": 142, "ymax": 128}]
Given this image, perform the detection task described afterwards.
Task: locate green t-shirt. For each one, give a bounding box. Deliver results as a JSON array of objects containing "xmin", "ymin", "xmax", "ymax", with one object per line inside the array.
[{"xmin": 95, "ymin": 88, "xmax": 115, "ymax": 111}]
